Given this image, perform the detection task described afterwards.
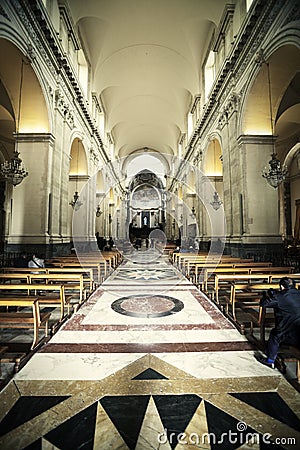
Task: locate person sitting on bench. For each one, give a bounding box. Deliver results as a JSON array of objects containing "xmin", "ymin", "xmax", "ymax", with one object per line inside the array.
[{"xmin": 258, "ymin": 277, "xmax": 300, "ymax": 368}]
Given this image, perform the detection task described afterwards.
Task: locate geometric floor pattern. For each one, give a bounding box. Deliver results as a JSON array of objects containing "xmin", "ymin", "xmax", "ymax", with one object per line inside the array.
[{"xmin": 0, "ymin": 256, "xmax": 300, "ymax": 449}]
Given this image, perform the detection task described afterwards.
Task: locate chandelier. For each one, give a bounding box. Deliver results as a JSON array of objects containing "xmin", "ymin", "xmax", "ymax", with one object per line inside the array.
[
  {"xmin": 262, "ymin": 152, "xmax": 288, "ymax": 188},
  {"xmin": 210, "ymin": 191, "xmax": 222, "ymax": 210},
  {"xmin": 261, "ymin": 61, "xmax": 288, "ymax": 188},
  {"xmin": 0, "ymin": 150, "xmax": 28, "ymax": 186},
  {"xmin": 0, "ymin": 59, "xmax": 28, "ymax": 186}
]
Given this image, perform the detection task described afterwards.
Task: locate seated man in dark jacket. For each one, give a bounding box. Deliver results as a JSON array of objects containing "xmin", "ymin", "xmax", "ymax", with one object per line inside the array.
[{"xmin": 258, "ymin": 277, "xmax": 300, "ymax": 368}]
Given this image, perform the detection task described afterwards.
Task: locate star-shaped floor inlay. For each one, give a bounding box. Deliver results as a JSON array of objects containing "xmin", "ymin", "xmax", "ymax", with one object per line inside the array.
[{"xmin": 125, "ymin": 269, "xmax": 168, "ymax": 280}]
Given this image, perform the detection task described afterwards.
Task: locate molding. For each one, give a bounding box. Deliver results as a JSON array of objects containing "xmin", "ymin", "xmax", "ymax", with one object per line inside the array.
[
  {"xmin": 190, "ymin": 95, "xmax": 201, "ymax": 114},
  {"xmin": 213, "ymin": 4, "xmax": 235, "ymax": 52},
  {"xmin": 69, "ymin": 174, "xmax": 90, "ymax": 182},
  {"xmin": 237, "ymin": 134, "xmax": 275, "ymax": 145},
  {"xmin": 15, "ymin": 132, "xmax": 56, "ymax": 145},
  {"xmin": 58, "ymin": 3, "xmax": 81, "ymax": 50},
  {"xmin": 0, "ymin": 3, "xmax": 10, "ymax": 21}
]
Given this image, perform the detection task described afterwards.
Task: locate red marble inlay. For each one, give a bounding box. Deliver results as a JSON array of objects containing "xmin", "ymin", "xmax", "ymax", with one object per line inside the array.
[{"xmin": 121, "ymin": 296, "xmax": 175, "ymax": 314}]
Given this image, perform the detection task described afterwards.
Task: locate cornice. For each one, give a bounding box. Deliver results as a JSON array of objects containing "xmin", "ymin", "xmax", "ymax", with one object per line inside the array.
[{"xmin": 213, "ymin": 4, "xmax": 235, "ymax": 52}]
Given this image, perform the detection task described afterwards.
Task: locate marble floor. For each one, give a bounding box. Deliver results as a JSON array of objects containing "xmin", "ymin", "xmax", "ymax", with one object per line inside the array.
[{"xmin": 0, "ymin": 255, "xmax": 300, "ymax": 449}]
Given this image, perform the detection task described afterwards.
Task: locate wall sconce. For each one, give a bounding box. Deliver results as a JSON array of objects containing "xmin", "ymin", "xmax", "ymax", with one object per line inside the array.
[
  {"xmin": 210, "ymin": 191, "xmax": 222, "ymax": 210},
  {"xmin": 69, "ymin": 191, "xmax": 83, "ymax": 211},
  {"xmin": 69, "ymin": 139, "xmax": 83, "ymax": 210},
  {"xmin": 96, "ymin": 205, "xmax": 102, "ymax": 217}
]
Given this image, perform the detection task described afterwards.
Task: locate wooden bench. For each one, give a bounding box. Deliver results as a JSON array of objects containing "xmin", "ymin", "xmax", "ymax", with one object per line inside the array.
[
  {"xmin": 0, "ymin": 284, "xmax": 69, "ymax": 322},
  {"xmin": 0, "ymin": 273, "xmax": 30, "ymax": 284},
  {"xmin": 229, "ymin": 283, "xmax": 280, "ymax": 337},
  {"xmin": 211, "ymin": 273, "xmax": 272, "ymax": 305},
  {"xmin": 277, "ymin": 345, "xmax": 300, "ymax": 382},
  {"xmin": 46, "ymin": 267, "xmax": 95, "ymax": 293},
  {"xmin": 249, "ymin": 266, "xmax": 293, "ymax": 274},
  {"xmin": 1, "ymin": 267, "xmax": 95, "ymax": 293},
  {"xmin": 28, "ymin": 273, "xmax": 86, "ymax": 303},
  {"xmin": 48, "ymin": 261, "xmax": 103, "ymax": 283},
  {"xmin": 269, "ymin": 273, "xmax": 300, "ymax": 283},
  {"xmin": 0, "ymin": 297, "xmax": 50, "ymax": 349},
  {"xmin": 203, "ymin": 267, "xmax": 294, "ymax": 302},
  {"xmin": 202, "ymin": 267, "xmax": 250, "ymax": 294},
  {"xmin": 190, "ymin": 260, "xmax": 269, "ymax": 285},
  {"xmin": 2, "ymin": 267, "xmax": 46, "ymax": 274}
]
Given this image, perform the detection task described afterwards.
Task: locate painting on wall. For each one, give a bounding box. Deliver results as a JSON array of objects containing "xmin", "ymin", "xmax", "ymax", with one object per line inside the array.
[{"xmin": 131, "ymin": 185, "xmax": 161, "ymax": 209}]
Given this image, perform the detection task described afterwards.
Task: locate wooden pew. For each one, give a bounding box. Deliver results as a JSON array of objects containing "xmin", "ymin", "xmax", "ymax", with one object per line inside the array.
[
  {"xmin": 249, "ymin": 266, "xmax": 293, "ymax": 274},
  {"xmin": 2, "ymin": 267, "xmax": 46, "ymax": 274},
  {"xmin": 197, "ymin": 263, "xmax": 287, "ymax": 291},
  {"xmin": 46, "ymin": 267, "xmax": 95, "ymax": 292},
  {"xmin": 201, "ymin": 267, "xmax": 250, "ymax": 294},
  {"xmin": 212, "ymin": 273, "xmax": 274, "ymax": 306},
  {"xmin": 0, "ymin": 284, "xmax": 69, "ymax": 322},
  {"xmin": 269, "ymin": 273, "xmax": 300, "ymax": 282},
  {"xmin": 28, "ymin": 273, "xmax": 86, "ymax": 303},
  {"xmin": 228, "ymin": 282, "xmax": 280, "ymax": 337},
  {"xmin": 48, "ymin": 261, "xmax": 102, "ymax": 283},
  {"xmin": 0, "ymin": 297, "xmax": 50, "ymax": 349},
  {"xmin": 1, "ymin": 267, "xmax": 95, "ymax": 293},
  {"xmin": 0, "ymin": 273, "xmax": 30, "ymax": 284},
  {"xmin": 47, "ymin": 255, "xmax": 110, "ymax": 276},
  {"xmin": 277, "ymin": 345, "xmax": 300, "ymax": 382}
]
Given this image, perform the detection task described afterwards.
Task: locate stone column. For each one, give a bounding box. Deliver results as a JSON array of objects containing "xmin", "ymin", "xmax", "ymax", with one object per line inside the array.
[
  {"xmin": 8, "ymin": 133, "xmax": 55, "ymax": 250},
  {"xmin": 237, "ymin": 135, "xmax": 282, "ymax": 245}
]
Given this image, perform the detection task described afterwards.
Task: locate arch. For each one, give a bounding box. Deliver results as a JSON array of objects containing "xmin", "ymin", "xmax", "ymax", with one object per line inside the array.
[
  {"xmin": 203, "ymin": 139, "xmax": 223, "ymax": 176},
  {"xmin": 126, "ymin": 153, "xmax": 166, "ymax": 181},
  {"xmin": 241, "ymin": 45, "xmax": 300, "ymax": 137},
  {"xmin": 96, "ymin": 170, "xmax": 105, "ymax": 192},
  {"xmin": 69, "ymin": 138, "xmax": 88, "ymax": 175},
  {"xmin": 0, "ymin": 39, "xmax": 50, "ymax": 136}
]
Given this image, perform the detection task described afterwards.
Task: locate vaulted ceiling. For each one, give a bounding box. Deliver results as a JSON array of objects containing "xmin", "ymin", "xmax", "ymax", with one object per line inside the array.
[{"xmin": 68, "ymin": 0, "xmax": 228, "ymax": 161}]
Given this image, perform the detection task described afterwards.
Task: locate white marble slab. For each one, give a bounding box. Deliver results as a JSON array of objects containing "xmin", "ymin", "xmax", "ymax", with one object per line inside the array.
[
  {"xmin": 155, "ymin": 351, "xmax": 282, "ymax": 379},
  {"xmin": 13, "ymin": 351, "xmax": 280, "ymax": 380},
  {"xmin": 14, "ymin": 353, "xmax": 146, "ymax": 380}
]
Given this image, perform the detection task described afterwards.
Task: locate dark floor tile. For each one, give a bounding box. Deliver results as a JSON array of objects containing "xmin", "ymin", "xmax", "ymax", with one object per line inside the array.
[
  {"xmin": 230, "ymin": 392, "xmax": 300, "ymax": 431},
  {"xmin": 205, "ymin": 401, "xmax": 258, "ymax": 450},
  {"xmin": 45, "ymin": 402, "xmax": 98, "ymax": 450},
  {"xmin": 100, "ymin": 395, "xmax": 150, "ymax": 450},
  {"xmin": 153, "ymin": 394, "xmax": 201, "ymax": 450},
  {"xmin": 132, "ymin": 368, "xmax": 168, "ymax": 380},
  {"xmin": 0, "ymin": 396, "xmax": 69, "ymax": 437}
]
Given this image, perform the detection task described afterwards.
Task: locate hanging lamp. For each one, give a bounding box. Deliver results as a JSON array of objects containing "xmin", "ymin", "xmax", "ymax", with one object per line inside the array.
[
  {"xmin": 69, "ymin": 139, "xmax": 83, "ymax": 210},
  {"xmin": 261, "ymin": 62, "xmax": 288, "ymax": 188},
  {"xmin": 0, "ymin": 59, "xmax": 28, "ymax": 186},
  {"xmin": 210, "ymin": 140, "xmax": 222, "ymax": 210}
]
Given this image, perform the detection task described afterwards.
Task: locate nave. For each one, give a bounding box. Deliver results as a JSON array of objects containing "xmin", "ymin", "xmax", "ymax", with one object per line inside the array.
[{"xmin": 0, "ymin": 253, "xmax": 300, "ymax": 449}]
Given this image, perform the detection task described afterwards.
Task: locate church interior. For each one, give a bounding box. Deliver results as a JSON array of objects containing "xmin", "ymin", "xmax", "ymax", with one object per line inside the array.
[{"xmin": 0, "ymin": 0, "xmax": 300, "ymax": 448}]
